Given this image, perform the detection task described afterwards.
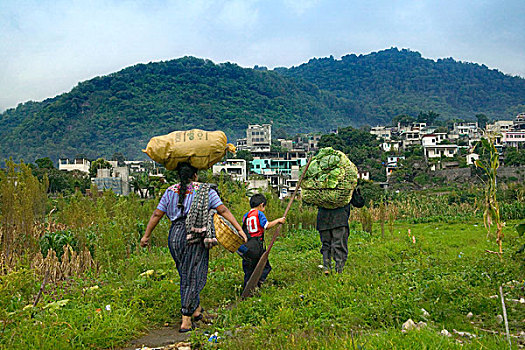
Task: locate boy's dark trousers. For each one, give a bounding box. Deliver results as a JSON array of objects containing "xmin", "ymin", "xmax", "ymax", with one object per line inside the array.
[{"xmin": 242, "ymin": 243, "xmax": 272, "ymax": 289}]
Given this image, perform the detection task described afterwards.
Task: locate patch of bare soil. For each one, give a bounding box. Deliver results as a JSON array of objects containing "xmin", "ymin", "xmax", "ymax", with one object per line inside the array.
[
  {"xmin": 121, "ymin": 326, "xmax": 191, "ymax": 350},
  {"xmin": 121, "ymin": 313, "xmax": 216, "ymax": 350}
]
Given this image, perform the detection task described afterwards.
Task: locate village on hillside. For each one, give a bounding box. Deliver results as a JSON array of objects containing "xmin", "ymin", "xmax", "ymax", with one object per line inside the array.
[{"xmin": 56, "ymin": 113, "xmax": 525, "ymax": 197}]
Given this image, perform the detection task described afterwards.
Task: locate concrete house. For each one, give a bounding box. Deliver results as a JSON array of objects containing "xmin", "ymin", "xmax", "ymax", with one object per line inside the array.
[
  {"xmin": 212, "ymin": 159, "xmax": 247, "ymax": 182},
  {"xmin": 58, "ymin": 158, "xmax": 90, "ymax": 173}
]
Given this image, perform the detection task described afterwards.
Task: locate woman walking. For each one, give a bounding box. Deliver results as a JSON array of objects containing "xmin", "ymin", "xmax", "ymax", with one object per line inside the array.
[{"xmin": 140, "ymin": 162, "xmax": 246, "ymax": 332}]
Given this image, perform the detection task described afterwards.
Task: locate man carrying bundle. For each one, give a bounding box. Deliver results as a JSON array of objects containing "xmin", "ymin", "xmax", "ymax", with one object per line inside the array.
[
  {"xmin": 300, "ymin": 147, "xmax": 364, "ymax": 275},
  {"xmin": 316, "ymin": 188, "xmax": 364, "ymax": 275}
]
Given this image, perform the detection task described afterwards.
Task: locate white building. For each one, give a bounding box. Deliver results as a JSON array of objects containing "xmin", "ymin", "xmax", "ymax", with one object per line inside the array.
[
  {"xmin": 412, "ymin": 122, "xmax": 427, "ymax": 131},
  {"xmin": 236, "ymin": 138, "xmax": 248, "ymax": 150},
  {"xmin": 358, "ymin": 171, "xmax": 370, "ymax": 181},
  {"xmin": 58, "ymin": 158, "xmax": 90, "ymax": 173},
  {"xmin": 212, "ymin": 159, "xmax": 247, "ymax": 182},
  {"xmin": 401, "ymin": 130, "xmax": 421, "ymax": 148},
  {"xmin": 486, "ymin": 120, "xmax": 514, "ymax": 133},
  {"xmin": 247, "ymin": 178, "xmax": 270, "ymax": 192},
  {"xmin": 424, "ymin": 145, "xmax": 459, "ymax": 159},
  {"xmin": 370, "ymin": 126, "xmax": 392, "ymax": 140},
  {"xmin": 387, "ymin": 156, "xmax": 405, "ymax": 165},
  {"xmin": 386, "ymin": 156, "xmax": 405, "ymax": 177},
  {"xmin": 381, "ymin": 140, "xmax": 401, "ymax": 152},
  {"xmin": 513, "ymin": 113, "xmax": 525, "ymax": 131},
  {"xmin": 421, "ymin": 133, "xmax": 450, "ymax": 147},
  {"xmin": 93, "ymin": 165, "xmax": 130, "ymax": 196},
  {"xmin": 501, "ymin": 131, "xmax": 525, "ymax": 148},
  {"xmin": 247, "ymin": 124, "xmax": 272, "ymax": 153},
  {"xmin": 453, "ymin": 122, "xmax": 479, "ymax": 139},
  {"xmin": 466, "ymin": 153, "xmax": 480, "ymax": 165},
  {"xmin": 279, "ymin": 139, "xmax": 293, "ymax": 151},
  {"xmin": 421, "ymin": 134, "xmax": 437, "ymax": 147}
]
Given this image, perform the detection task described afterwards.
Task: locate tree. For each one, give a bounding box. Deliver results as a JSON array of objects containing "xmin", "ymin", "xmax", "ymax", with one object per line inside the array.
[
  {"xmin": 236, "ymin": 150, "xmax": 254, "ymax": 174},
  {"xmin": 392, "ymin": 114, "xmax": 415, "ymax": 127},
  {"xmin": 273, "ymin": 127, "xmax": 288, "ymax": 140},
  {"xmin": 476, "ymin": 114, "xmax": 489, "ymax": 129},
  {"xmin": 417, "ymin": 111, "xmax": 440, "ymax": 126},
  {"xmin": 504, "ymin": 147, "xmax": 525, "ymax": 166},
  {"xmin": 89, "ymin": 158, "xmax": 112, "ymax": 178},
  {"xmin": 35, "ymin": 157, "xmax": 55, "ymax": 169},
  {"xmin": 318, "ymin": 126, "xmax": 383, "ymax": 181},
  {"xmin": 111, "ymin": 152, "xmax": 126, "ymax": 166}
]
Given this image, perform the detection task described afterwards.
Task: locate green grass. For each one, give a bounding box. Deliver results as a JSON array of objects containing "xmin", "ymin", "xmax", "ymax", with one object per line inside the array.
[{"xmin": 1, "ymin": 220, "xmax": 524, "ymax": 349}]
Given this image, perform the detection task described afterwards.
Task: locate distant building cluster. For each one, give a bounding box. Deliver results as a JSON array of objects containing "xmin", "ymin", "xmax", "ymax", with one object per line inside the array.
[
  {"xmin": 225, "ymin": 123, "xmax": 324, "ymax": 197},
  {"xmin": 58, "ymin": 157, "xmax": 163, "ymax": 196},
  {"xmin": 56, "ymin": 114, "xmax": 525, "ymax": 197},
  {"xmin": 371, "ymin": 113, "xmax": 525, "ymax": 177}
]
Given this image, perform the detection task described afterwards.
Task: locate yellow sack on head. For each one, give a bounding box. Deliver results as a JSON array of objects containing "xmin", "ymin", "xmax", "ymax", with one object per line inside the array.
[{"xmin": 143, "ymin": 129, "xmax": 236, "ymax": 170}]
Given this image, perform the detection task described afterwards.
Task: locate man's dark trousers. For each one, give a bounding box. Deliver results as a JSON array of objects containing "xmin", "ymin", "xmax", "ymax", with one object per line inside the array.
[{"xmin": 319, "ymin": 226, "xmax": 349, "ymax": 273}]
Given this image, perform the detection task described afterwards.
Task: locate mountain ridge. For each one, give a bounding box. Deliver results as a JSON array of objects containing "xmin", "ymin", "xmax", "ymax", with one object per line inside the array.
[{"xmin": 1, "ymin": 48, "xmax": 523, "ymax": 162}]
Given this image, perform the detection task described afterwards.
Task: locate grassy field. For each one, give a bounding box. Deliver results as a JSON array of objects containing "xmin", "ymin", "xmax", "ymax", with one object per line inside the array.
[{"xmin": 1, "ymin": 217, "xmax": 523, "ymax": 349}]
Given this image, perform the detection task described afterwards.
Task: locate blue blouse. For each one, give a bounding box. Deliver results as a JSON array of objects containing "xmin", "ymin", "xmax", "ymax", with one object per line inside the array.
[{"xmin": 157, "ymin": 182, "xmax": 223, "ymax": 221}]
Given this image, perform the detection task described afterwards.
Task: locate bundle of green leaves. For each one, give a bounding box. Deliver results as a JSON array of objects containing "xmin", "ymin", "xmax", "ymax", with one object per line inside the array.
[{"xmin": 302, "ymin": 147, "xmax": 358, "ymax": 209}]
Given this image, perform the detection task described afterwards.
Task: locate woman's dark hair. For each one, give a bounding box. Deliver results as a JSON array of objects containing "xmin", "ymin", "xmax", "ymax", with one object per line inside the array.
[{"xmin": 177, "ymin": 162, "xmax": 198, "ymax": 208}]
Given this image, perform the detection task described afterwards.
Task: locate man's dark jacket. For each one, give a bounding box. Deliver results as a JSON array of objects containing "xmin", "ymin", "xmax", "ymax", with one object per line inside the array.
[{"xmin": 316, "ymin": 188, "xmax": 365, "ymax": 231}]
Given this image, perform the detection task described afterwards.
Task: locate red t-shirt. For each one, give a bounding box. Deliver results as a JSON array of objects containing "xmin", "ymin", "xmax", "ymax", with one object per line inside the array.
[{"xmin": 242, "ymin": 209, "xmax": 268, "ymax": 238}]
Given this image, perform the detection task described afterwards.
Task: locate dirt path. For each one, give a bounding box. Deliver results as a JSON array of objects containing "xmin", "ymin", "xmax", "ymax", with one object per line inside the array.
[
  {"xmin": 120, "ymin": 290, "xmax": 246, "ymax": 349},
  {"xmin": 121, "ymin": 326, "xmax": 191, "ymax": 350},
  {"xmin": 121, "ymin": 312, "xmax": 219, "ymax": 350}
]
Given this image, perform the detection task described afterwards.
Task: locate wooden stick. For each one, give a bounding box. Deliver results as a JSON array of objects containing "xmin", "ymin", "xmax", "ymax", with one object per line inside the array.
[
  {"xmin": 499, "ymin": 285, "xmax": 512, "ymax": 350},
  {"xmin": 241, "ymin": 156, "xmax": 313, "ymax": 298},
  {"xmin": 473, "ymin": 326, "xmax": 520, "ymax": 338},
  {"xmin": 485, "ymin": 249, "xmax": 501, "ymax": 257},
  {"xmin": 33, "ymin": 267, "xmax": 49, "ymax": 307}
]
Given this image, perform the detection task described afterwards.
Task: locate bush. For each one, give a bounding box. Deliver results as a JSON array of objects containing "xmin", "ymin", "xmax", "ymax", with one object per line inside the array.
[{"xmin": 39, "ymin": 230, "xmax": 78, "ymax": 258}]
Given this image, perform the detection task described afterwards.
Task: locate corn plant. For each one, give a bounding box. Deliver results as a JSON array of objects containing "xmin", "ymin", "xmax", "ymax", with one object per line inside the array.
[
  {"xmin": 0, "ymin": 160, "xmax": 48, "ymax": 271},
  {"xmin": 388, "ymin": 205, "xmax": 396, "ymax": 237},
  {"xmin": 359, "ymin": 206, "xmax": 374, "ymax": 234},
  {"xmin": 379, "ymin": 198, "xmax": 386, "ymax": 239},
  {"xmin": 475, "ymin": 137, "xmax": 504, "ymax": 253}
]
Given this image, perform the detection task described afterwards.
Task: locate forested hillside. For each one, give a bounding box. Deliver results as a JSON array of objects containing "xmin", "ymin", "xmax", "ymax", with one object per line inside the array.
[
  {"xmin": 1, "ymin": 48, "xmax": 523, "ymax": 162},
  {"xmin": 0, "ymin": 57, "xmax": 352, "ymax": 162},
  {"xmin": 277, "ymin": 48, "xmax": 525, "ymax": 122}
]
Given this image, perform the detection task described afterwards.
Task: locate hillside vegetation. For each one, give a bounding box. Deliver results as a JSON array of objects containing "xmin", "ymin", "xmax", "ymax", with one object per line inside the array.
[
  {"xmin": 1, "ymin": 164, "xmax": 524, "ymax": 349},
  {"xmin": 1, "ymin": 48, "xmax": 524, "ymax": 162},
  {"xmin": 278, "ymin": 48, "xmax": 525, "ymax": 121}
]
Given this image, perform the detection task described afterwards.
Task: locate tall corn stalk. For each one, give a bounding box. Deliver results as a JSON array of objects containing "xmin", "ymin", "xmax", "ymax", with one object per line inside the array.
[
  {"xmin": 474, "ymin": 137, "xmax": 504, "ymax": 253},
  {"xmin": 0, "ymin": 160, "xmax": 48, "ymax": 270},
  {"xmin": 379, "ymin": 198, "xmax": 386, "ymax": 239},
  {"xmin": 359, "ymin": 206, "xmax": 374, "ymax": 234}
]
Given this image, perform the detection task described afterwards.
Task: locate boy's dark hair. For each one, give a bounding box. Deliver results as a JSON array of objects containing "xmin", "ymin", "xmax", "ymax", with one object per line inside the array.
[{"xmin": 250, "ymin": 194, "xmax": 267, "ymax": 208}]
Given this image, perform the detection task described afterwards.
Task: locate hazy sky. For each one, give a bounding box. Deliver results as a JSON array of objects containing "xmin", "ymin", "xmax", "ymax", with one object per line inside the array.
[{"xmin": 1, "ymin": 0, "xmax": 524, "ymax": 112}]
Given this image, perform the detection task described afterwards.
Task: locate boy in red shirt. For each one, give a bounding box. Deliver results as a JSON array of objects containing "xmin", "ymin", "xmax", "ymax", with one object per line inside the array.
[{"xmin": 240, "ymin": 194, "xmax": 285, "ymax": 289}]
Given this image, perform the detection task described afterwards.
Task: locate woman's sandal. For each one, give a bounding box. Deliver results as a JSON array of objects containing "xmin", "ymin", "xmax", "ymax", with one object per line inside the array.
[
  {"xmin": 178, "ymin": 322, "xmax": 196, "ymax": 333},
  {"xmin": 193, "ymin": 308, "xmax": 205, "ymax": 322}
]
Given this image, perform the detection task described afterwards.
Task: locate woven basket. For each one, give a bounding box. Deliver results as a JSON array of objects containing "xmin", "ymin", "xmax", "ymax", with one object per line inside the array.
[
  {"xmin": 303, "ymin": 188, "xmax": 355, "ymax": 209},
  {"xmin": 214, "ymin": 214, "xmax": 244, "ymax": 253},
  {"xmin": 302, "ymin": 148, "xmax": 358, "ymax": 209}
]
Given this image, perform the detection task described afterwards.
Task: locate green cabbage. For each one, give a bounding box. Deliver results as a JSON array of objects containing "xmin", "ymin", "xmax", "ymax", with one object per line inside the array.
[{"xmin": 301, "ymin": 147, "xmax": 358, "ymax": 209}]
